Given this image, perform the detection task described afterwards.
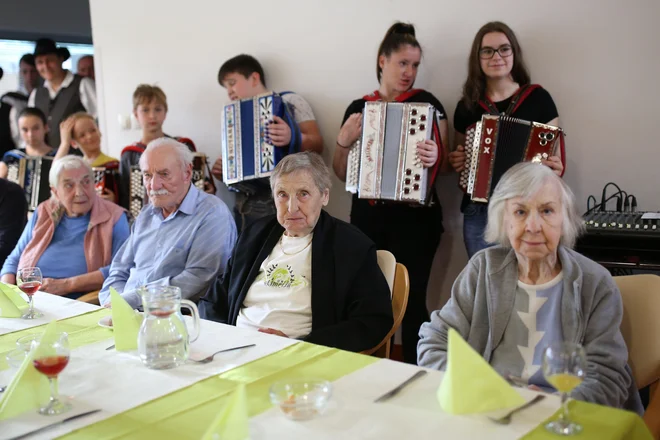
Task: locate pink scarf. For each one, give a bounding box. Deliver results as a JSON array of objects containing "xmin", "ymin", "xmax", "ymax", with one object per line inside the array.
[{"xmin": 18, "ymin": 196, "xmax": 126, "ymax": 273}]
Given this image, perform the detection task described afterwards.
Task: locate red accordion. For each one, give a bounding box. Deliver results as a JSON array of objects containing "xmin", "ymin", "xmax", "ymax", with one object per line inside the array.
[
  {"xmin": 93, "ymin": 162, "xmax": 120, "ymax": 203},
  {"xmin": 458, "ymin": 114, "xmax": 565, "ymax": 203}
]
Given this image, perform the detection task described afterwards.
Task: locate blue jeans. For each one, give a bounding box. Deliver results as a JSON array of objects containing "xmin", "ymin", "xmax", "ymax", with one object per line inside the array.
[{"xmin": 463, "ymin": 202, "xmax": 491, "ymax": 258}]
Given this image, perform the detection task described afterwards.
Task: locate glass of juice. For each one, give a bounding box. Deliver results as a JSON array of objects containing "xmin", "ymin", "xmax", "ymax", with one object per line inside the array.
[
  {"xmin": 33, "ymin": 331, "xmax": 72, "ymax": 415},
  {"xmin": 17, "ymin": 266, "xmax": 43, "ymax": 319},
  {"xmin": 542, "ymin": 342, "xmax": 587, "ymax": 435}
]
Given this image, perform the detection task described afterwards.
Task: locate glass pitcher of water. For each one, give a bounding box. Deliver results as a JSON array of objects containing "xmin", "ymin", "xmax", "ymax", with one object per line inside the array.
[{"xmin": 137, "ymin": 285, "xmax": 201, "ymax": 369}]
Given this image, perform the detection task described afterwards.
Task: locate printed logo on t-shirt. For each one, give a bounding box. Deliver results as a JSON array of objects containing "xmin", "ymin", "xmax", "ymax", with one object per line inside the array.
[{"xmin": 264, "ymin": 263, "xmax": 308, "ymax": 288}]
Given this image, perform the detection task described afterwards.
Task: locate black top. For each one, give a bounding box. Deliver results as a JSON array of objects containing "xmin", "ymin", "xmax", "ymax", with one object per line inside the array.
[
  {"xmin": 198, "ymin": 210, "xmax": 394, "ymax": 353},
  {"xmin": 342, "ymin": 90, "xmax": 447, "ymax": 126},
  {"xmin": 0, "ymin": 92, "xmax": 28, "ymax": 157},
  {"xmin": 0, "ymin": 178, "xmax": 27, "ymax": 267},
  {"xmin": 454, "ymin": 86, "xmax": 558, "ymax": 134}
]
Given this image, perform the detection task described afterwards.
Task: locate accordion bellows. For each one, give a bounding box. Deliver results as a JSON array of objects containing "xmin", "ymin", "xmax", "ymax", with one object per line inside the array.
[
  {"xmin": 459, "ymin": 114, "xmax": 563, "ymax": 203},
  {"xmin": 7, "ymin": 156, "xmax": 53, "ymax": 211},
  {"xmin": 221, "ymin": 92, "xmax": 286, "ymax": 187},
  {"xmin": 346, "ymin": 102, "xmax": 439, "ymax": 205}
]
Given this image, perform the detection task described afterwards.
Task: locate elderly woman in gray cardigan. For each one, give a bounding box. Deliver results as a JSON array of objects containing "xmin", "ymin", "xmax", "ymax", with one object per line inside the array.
[{"xmin": 419, "ymin": 162, "xmax": 642, "ymax": 413}]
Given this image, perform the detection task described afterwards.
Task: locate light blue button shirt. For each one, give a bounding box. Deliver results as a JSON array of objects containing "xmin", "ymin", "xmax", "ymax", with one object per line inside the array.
[{"xmin": 99, "ymin": 185, "xmax": 237, "ymax": 308}]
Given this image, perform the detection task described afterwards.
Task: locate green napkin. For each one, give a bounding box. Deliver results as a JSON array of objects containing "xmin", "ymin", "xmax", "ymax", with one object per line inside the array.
[
  {"xmin": 438, "ymin": 328, "xmax": 525, "ymax": 414},
  {"xmin": 0, "ymin": 321, "xmax": 55, "ymax": 420},
  {"xmin": 110, "ymin": 287, "xmax": 142, "ymax": 351},
  {"xmin": 201, "ymin": 384, "xmax": 249, "ymax": 440},
  {"xmin": 0, "ymin": 282, "xmax": 28, "ymax": 318}
]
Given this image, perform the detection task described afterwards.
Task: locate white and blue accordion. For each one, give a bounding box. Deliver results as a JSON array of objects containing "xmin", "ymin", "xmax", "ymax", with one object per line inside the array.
[
  {"xmin": 346, "ymin": 101, "xmax": 442, "ymax": 205},
  {"xmin": 221, "ymin": 92, "xmax": 300, "ymax": 192}
]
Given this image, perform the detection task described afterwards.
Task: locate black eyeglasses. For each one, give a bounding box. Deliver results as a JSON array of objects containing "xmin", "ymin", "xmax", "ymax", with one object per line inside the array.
[{"xmin": 479, "ymin": 45, "xmax": 513, "ymax": 60}]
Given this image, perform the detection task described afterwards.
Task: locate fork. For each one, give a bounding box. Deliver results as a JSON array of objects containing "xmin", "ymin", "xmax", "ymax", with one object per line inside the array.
[
  {"xmin": 189, "ymin": 344, "xmax": 256, "ymax": 364},
  {"xmin": 488, "ymin": 394, "xmax": 546, "ymax": 425}
]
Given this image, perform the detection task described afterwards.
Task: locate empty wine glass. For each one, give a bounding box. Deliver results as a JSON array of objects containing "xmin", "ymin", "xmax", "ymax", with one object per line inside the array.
[
  {"xmin": 542, "ymin": 342, "xmax": 587, "ymax": 435},
  {"xmin": 32, "ymin": 331, "xmax": 71, "ymax": 415},
  {"xmin": 17, "ymin": 267, "xmax": 43, "ymax": 319}
]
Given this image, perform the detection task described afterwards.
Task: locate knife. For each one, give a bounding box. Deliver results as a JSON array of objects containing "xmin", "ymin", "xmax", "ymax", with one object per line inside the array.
[
  {"xmin": 374, "ymin": 370, "xmax": 427, "ymax": 403},
  {"xmin": 7, "ymin": 409, "xmax": 102, "ymax": 440}
]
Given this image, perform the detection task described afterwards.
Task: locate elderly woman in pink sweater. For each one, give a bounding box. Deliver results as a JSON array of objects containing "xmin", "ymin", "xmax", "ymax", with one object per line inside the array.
[{"xmin": 1, "ymin": 155, "xmax": 129, "ymax": 298}]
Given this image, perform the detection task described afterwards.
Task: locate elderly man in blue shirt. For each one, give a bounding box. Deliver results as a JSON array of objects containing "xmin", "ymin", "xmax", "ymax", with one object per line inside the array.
[{"xmin": 99, "ymin": 138, "xmax": 236, "ymax": 308}]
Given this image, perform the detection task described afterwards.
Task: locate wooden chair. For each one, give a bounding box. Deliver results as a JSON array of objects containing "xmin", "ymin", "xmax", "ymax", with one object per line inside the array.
[
  {"xmin": 615, "ymin": 274, "xmax": 660, "ymax": 439},
  {"xmin": 77, "ymin": 290, "xmax": 100, "ymax": 305},
  {"xmin": 362, "ymin": 250, "xmax": 410, "ymax": 358}
]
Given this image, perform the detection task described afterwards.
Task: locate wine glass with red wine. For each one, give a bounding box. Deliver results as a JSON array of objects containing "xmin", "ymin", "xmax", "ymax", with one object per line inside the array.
[
  {"xmin": 17, "ymin": 267, "xmax": 43, "ymax": 319},
  {"xmin": 33, "ymin": 331, "xmax": 71, "ymax": 415}
]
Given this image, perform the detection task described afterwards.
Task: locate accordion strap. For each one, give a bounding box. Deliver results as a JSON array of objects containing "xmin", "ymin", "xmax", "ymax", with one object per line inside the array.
[
  {"xmin": 363, "ymin": 88, "xmax": 424, "ymax": 102},
  {"xmin": 121, "ymin": 144, "xmax": 146, "ymax": 156},
  {"xmin": 427, "ymin": 114, "xmax": 444, "ymax": 189},
  {"xmin": 558, "ymin": 131, "xmax": 566, "ymax": 177}
]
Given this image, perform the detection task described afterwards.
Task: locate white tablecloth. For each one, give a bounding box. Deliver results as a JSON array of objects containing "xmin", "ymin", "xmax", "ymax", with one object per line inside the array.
[
  {"xmin": 0, "ymin": 317, "xmax": 299, "ymax": 439},
  {"xmin": 0, "ymin": 292, "xmax": 99, "ymax": 336},
  {"xmin": 250, "ymin": 358, "xmax": 561, "ymax": 440}
]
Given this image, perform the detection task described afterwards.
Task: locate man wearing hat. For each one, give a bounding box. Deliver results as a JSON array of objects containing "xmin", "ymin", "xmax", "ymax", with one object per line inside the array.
[{"xmin": 27, "ymin": 38, "xmax": 97, "ymax": 148}]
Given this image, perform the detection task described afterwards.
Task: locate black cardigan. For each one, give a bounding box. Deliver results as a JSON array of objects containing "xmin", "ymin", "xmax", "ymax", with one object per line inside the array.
[{"xmin": 199, "ymin": 210, "xmax": 393, "ymax": 353}]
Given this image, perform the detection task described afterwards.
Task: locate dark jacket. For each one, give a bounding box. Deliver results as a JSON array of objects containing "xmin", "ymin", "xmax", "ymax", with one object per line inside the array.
[
  {"xmin": 0, "ymin": 178, "xmax": 27, "ymax": 267},
  {"xmin": 199, "ymin": 210, "xmax": 393, "ymax": 353}
]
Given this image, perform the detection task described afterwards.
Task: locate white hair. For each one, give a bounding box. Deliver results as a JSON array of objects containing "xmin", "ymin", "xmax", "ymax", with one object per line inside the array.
[
  {"xmin": 484, "ymin": 162, "xmax": 585, "ymax": 248},
  {"xmin": 49, "ymin": 155, "xmax": 93, "ymax": 187},
  {"xmin": 270, "ymin": 152, "xmax": 332, "ymax": 193},
  {"xmin": 138, "ymin": 137, "xmax": 193, "ymax": 171}
]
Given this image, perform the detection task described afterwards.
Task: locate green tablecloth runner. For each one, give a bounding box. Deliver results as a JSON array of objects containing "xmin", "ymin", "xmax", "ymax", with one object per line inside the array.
[
  {"xmin": 0, "ymin": 309, "xmax": 111, "ymax": 370},
  {"xmin": 59, "ymin": 342, "xmax": 378, "ymax": 439},
  {"xmin": 523, "ymin": 400, "xmax": 652, "ymax": 440}
]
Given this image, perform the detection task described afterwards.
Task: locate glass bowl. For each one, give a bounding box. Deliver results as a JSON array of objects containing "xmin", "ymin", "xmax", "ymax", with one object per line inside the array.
[
  {"xmin": 16, "ymin": 334, "xmax": 41, "ymax": 352},
  {"xmin": 6, "ymin": 348, "xmax": 27, "ymax": 369},
  {"xmin": 269, "ymin": 379, "xmax": 332, "ymax": 421}
]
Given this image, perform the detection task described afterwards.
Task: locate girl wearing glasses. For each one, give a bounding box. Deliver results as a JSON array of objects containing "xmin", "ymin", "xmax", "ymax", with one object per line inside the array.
[{"xmin": 448, "ymin": 21, "xmax": 564, "ymax": 258}]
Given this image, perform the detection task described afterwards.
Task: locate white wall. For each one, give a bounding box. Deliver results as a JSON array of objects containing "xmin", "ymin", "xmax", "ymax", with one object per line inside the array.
[{"xmin": 89, "ymin": 0, "xmax": 660, "ymax": 311}]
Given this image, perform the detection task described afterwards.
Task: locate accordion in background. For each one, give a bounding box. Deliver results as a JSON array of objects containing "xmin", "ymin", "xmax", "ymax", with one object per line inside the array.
[
  {"xmin": 7, "ymin": 156, "xmax": 53, "ymax": 211},
  {"xmin": 192, "ymin": 152, "xmax": 214, "ymax": 193},
  {"xmin": 345, "ymin": 101, "xmax": 442, "ymax": 205},
  {"xmin": 129, "ymin": 165, "xmax": 145, "ymax": 219},
  {"xmin": 221, "ymin": 92, "xmax": 296, "ymax": 192},
  {"xmin": 459, "ymin": 114, "xmax": 564, "ymax": 203},
  {"xmin": 92, "ymin": 162, "xmax": 119, "ymax": 203}
]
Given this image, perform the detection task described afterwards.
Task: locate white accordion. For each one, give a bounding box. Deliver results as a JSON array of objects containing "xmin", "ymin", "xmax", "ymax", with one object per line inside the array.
[{"xmin": 345, "ymin": 101, "xmax": 440, "ymax": 205}]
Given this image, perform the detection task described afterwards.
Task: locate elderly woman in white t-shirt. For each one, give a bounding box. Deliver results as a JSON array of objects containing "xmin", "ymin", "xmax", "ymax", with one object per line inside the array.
[{"xmin": 200, "ymin": 152, "xmax": 393, "ymax": 352}]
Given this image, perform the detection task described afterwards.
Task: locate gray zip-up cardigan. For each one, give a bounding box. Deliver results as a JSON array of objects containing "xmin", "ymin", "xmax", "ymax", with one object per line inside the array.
[{"xmin": 418, "ymin": 245, "xmax": 643, "ymax": 414}]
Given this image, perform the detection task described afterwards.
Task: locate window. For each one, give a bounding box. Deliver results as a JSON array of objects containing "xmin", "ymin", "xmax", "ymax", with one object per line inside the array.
[{"xmin": 0, "ymin": 39, "xmax": 94, "ymax": 96}]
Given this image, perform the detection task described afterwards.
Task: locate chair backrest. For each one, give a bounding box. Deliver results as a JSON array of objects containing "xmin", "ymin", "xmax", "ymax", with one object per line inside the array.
[
  {"xmin": 615, "ymin": 274, "xmax": 660, "ymax": 389},
  {"xmin": 377, "ymin": 250, "xmax": 396, "ymax": 295},
  {"xmin": 364, "ymin": 254, "xmax": 410, "ymax": 358}
]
